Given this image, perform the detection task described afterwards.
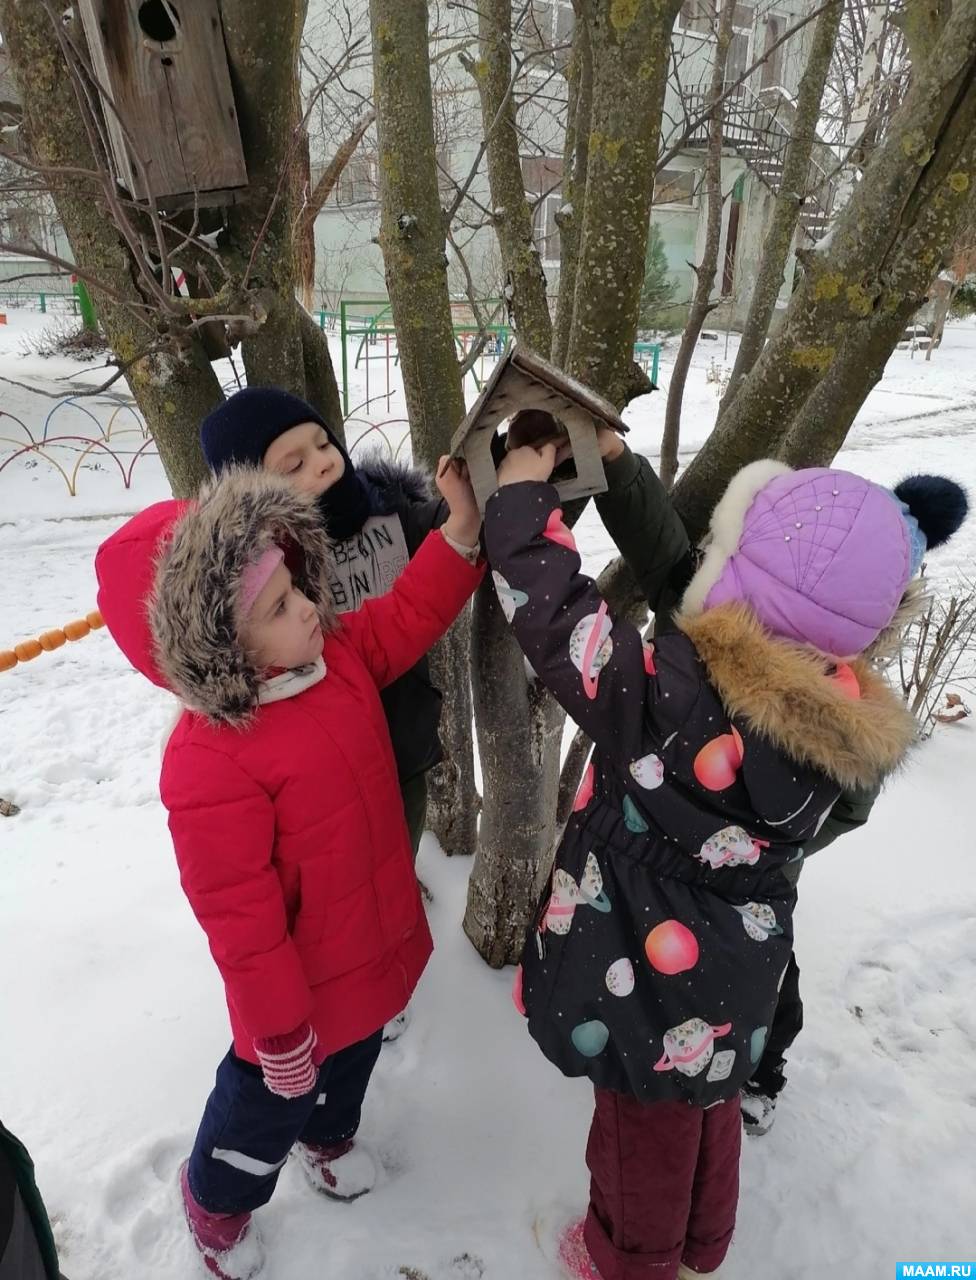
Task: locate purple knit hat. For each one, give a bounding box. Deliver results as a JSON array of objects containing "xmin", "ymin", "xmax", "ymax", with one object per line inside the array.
[{"xmin": 683, "ymin": 462, "xmax": 923, "ymax": 657}]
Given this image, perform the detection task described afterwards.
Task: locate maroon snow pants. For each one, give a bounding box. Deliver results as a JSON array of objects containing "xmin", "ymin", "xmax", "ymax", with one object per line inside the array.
[{"xmin": 583, "ymin": 1088, "xmax": 741, "ymax": 1280}]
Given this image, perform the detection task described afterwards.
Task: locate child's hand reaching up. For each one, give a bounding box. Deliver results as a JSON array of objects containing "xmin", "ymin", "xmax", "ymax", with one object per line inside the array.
[
  {"xmin": 498, "ymin": 442, "xmax": 558, "ymax": 487},
  {"xmin": 596, "ymin": 426, "xmax": 626, "ymax": 461},
  {"xmin": 436, "ymin": 456, "xmax": 482, "ymax": 550}
]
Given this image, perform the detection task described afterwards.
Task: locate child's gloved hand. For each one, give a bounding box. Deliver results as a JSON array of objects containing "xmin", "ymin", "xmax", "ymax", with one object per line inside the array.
[
  {"xmin": 497, "ymin": 442, "xmax": 558, "ymax": 487},
  {"xmin": 437, "ymin": 456, "xmax": 482, "ymax": 549},
  {"xmin": 254, "ymin": 1022, "xmax": 323, "ymax": 1099}
]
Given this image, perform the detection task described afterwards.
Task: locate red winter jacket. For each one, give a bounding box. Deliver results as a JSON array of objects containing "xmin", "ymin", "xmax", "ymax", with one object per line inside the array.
[{"xmin": 95, "ymin": 470, "xmax": 483, "ymax": 1061}]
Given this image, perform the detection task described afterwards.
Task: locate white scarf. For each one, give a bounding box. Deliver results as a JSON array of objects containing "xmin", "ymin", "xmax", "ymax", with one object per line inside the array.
[
  {"xmin": 257, "ymin": 655, "xmax": 327, "ymax": 705},
  {"xmin": 159, "ymin": 655, "xmax": 328, "ymax": 756}
]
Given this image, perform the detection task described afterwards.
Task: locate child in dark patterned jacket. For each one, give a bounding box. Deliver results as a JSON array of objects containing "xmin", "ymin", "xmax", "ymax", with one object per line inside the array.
[
  {"xmin": 485, "ymin": 441, "xmax": 964, "ymax": 1280},
  {"xmin": 591, "ymin": 425, "xmax": 883, "ymax": 1135}
]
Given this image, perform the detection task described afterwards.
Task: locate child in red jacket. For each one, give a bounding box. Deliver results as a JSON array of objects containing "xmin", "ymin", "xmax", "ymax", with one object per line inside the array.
[{"xmin": 94, "ymin": 461, "xmax": 483, "ymax": 1280}]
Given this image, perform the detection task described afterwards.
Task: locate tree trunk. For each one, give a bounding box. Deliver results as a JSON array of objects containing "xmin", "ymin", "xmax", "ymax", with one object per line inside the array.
[
  {"xmin": 564, "ymin": 0, "xmax": 684, "ymax": 401},
  {"xmin": 459, "ymin": 0, "xmax": 565, "ymax": 958},
  {"xmin": 719, "ymin": 0, "xmax": 842, "ymax": 413},
  {"xmin": 659, "ymin": 0, "xmax": 735, "ymax": 490},
  {"xmin": 462, "ymin": 0, "xmax": 677, "ymax": 964},
  {"xmin": 0, "ymin": 0, "xmax": 221, "ymax": 496},
  {"xmin": 470, "ymin": 0, "xmax": 553, "ymax": 354},
  {"xmin": 845, "ymin": 1, "xmax": 887, "ymax": 162},
  {"xmin": 0, "ymin": 0, "xmax": 348, "ymax": 498},
  {"xmin": 369, "ymin": 0, "xmax": 478, "ymax": 856},
  {"xmin": 221, "ymin": 0, "xmax": 308, "ymax": 396},
  {"xmin": 552, "ymin": 0, "xmax": 593, "ymax": 370},
  {"xmin": 673, "ymin": 0, "xmax": 976, "ymax": 542},
  {"xmin": 462, "ymin": 583, "xmax": 564, "ymax": 966},
  {"xmin": 778, "ymin": 110, "xmax": 976, "ymax": 468},
  {"xmin": 298, "ymin": 303, "xmax": 345, "ymax": 435}
]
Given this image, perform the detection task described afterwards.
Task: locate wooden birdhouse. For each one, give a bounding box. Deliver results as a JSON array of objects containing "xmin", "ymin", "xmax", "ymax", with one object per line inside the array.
[
  {"xmin": 451, "ymin": 345, "xmax": 628, "ymax": 512},
  {"xmin": 77, "ymin": 0, "xmax": 248, "ymax": 208}
]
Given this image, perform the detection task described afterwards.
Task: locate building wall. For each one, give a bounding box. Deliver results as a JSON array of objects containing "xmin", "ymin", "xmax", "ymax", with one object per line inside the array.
[{"xmin": 304, "ymin": 0, "xmax": 823, "ymax": 328}]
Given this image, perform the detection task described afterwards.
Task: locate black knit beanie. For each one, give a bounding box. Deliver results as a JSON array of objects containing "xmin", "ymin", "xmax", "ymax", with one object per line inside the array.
[{"xmin": 200, "ymin": 387, "xmax": 342, "ymax": 472}]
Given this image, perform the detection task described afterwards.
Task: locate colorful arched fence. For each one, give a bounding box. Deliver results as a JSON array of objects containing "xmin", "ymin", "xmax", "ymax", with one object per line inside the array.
[{"xmin": 0, "ymin": 395, "xmax": 416, "ymax": 500}]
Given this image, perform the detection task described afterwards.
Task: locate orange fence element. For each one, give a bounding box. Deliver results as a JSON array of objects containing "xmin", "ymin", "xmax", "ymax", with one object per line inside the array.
[{"xmin": 0, "ymin": 610, "xmax": 104, "ymax": 672}]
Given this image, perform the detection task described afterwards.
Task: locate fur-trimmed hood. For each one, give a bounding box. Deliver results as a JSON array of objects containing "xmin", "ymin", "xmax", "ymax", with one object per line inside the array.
[
  {"xmin": 150, "ymin": 468, "xmax": 338, "ymax": 726},
  {"xmin": 677, "ymin": 603, "xmax": 917, "ymax": 791},
  {"xmin": 356, "ymin": 453, "xmax": 434, "ymax": 509}
]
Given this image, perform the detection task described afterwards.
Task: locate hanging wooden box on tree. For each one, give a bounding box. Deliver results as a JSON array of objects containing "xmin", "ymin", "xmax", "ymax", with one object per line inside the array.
[
  {"xmin": 77, "ymin": 0, "xmax": 248, "ymax": 207},
  {"xmin": 451, "ymin": 344, "xmax": 628, "ymax": 512}
]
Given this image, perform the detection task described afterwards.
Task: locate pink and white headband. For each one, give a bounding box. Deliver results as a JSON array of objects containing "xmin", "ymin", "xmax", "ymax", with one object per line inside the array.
[{"xmin": 239, "ymin": 545, "xmax": 285, "ymax": 618}]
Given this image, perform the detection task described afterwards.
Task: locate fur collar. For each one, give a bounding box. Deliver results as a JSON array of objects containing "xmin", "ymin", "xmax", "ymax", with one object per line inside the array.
[
  {"xmin": 676, "ymin": 603, "xmax": 917, "ymax": 790},
  {"xmin": 151, "ymin": 468, "xmax": 338, "ymax": 727},
  {"xmin": 357, "ymin": 453, "xmax": 433, "ymax": 507}
]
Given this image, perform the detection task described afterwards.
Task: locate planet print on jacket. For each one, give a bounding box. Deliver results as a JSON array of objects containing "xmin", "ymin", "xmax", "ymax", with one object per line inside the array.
[
  {"xmin": 733, "ymin": 901, "xmax": 782, "ymax": 941},
  {"xmin": 569, "ymin": 601, "xmax": 613, "ymax": 700},
  {"xmin": 605, "ymin": 957, "xmax": 636, "ymax": 997},
  {"xmin": 653, "ymin": 1017, "xmax": 733, "ymax": 1077},
  {"xmin": 573, "ymin": 761, "xmax": 595, "ymax": 812},
  {"xmin": 629, "ymin": 753, "xmax": 664, "ymax": 790},
  {"xmin": 543, "ymin": 508, "xmax": 577, "ymax": 551},
  {"xmin": 644, "ymin": 920, "xmax": 700, "ymax": 975},
  {"xmin": 697, "ymin": 824, "xmax": 767, "ymax": 869},
  {"xmin": 543, "ymin": 851, "xmax": 612, "ymax": 935},
  {"xmin": 492, "ymin": 570, "xmax": 528, "ymax": 623},
  {"xmin": 693, "ymin": 727, "xmax": 744, "ymax": 790}
]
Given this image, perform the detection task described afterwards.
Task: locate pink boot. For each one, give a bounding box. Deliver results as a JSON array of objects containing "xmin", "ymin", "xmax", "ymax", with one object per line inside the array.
[
  {"xmin": 294, "ymin": 1138, "xmax": 377, "ymax": 1201},
  {"xmin": 179, "ymin": 1162, "xmax": 264, "ymax": 1280},
  {"xmin": 556, "ymin": 1219, "xmax": 603, "ymax": 1279}
]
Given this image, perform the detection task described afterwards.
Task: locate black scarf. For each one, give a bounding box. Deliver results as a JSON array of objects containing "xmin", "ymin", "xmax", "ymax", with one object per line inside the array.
[{"xmin": 316, "ymin": 429, "xmax": 372, "ymax": 541}]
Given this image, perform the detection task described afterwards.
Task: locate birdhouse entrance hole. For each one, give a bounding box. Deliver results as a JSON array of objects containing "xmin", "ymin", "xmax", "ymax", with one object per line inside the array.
[
  {"xmin": 138, "ymin": 0, "xmax": 180, "ymax": 46},
  {"xmin": 78, "ymin": 0, "xmax": 247, "ymax": 206}
]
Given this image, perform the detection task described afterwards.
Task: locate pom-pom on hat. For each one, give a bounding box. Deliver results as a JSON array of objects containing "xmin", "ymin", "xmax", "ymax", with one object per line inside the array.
[
  {"xmin": 681, "ymin": 461, "xmax": 968, "ymax": 658},
  {"xmin": 893, "ymin": 474, "xmax": 969, "ymax": 568}
]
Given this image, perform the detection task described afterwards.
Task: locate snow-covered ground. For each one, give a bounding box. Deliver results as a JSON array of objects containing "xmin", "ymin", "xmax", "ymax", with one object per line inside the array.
[{"xmin": 2, "ymin": 310, "xmax": 975, "ymax": 1280}]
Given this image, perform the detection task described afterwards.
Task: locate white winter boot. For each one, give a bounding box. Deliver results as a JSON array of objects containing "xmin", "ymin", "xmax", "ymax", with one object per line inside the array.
[{"xmin": 294, "ymin": 1139, "xmax": 378, "ymax": 1201}]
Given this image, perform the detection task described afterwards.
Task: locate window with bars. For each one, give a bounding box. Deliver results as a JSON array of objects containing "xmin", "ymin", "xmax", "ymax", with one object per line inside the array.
[
  {"xmin": 523, "ymin": 0, "xmax": 575, "ymax": 71},
  {"xmin": 760, "ymin": 13, "xmax": 787, "ymax": 88},
  {"xmin": 677, "ymin": 0, "xmax": 754, "ymax": 36},
  {"xmin": 677, "ymin": 0, "xmax": 756, "ymax": 86},
  {"xmin": 335, "ymin": 155, "xmax": 377, "ymax": 206},
  {"xmin": 653, "ymin": 167, "xmax": 698, "ymax": 207},
  {"xmin": 521, "ymin": 154, "xmax": 564, "ymax": 263}
]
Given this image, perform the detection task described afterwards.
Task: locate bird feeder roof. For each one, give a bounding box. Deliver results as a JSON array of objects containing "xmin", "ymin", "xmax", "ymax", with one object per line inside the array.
[{"xmin": 450, "ymin": 345, "xmax": 628, "ymax": 454}]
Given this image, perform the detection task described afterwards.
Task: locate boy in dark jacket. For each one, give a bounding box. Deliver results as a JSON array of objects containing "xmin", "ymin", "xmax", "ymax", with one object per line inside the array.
[
  {"xmin": 591, "ymin": 428, "xmax": 878, "ymax": 1133},
  {"xmin": 202, "ymin": 389, "xmax": 449, "ymax": 1040},
  {"xmin": 202, "ymin": 389, "xmax": 447, "ymax": 851},
  {"xmin": 487, "ymin": 441, "xmax": 962, "ymax": 1279},
  {"xmin": 1, "ymin": 1121, "xmax": 63, "ymax": 1280}
]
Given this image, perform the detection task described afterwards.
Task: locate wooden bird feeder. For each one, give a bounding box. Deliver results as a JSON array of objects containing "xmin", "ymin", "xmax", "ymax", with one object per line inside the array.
[
  {"xmin": 450, "ymin": 344, "xmax": 628, "ymax": 511},
  {"xmin": 77, "ymin": 0, "xmax": 248, "ymax": 208}
]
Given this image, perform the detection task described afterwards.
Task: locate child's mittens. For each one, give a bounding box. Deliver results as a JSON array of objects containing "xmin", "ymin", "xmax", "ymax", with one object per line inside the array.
[{"xmin": 254, "ymin": 1022, "xmax": 322, "ymax": 1098}]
